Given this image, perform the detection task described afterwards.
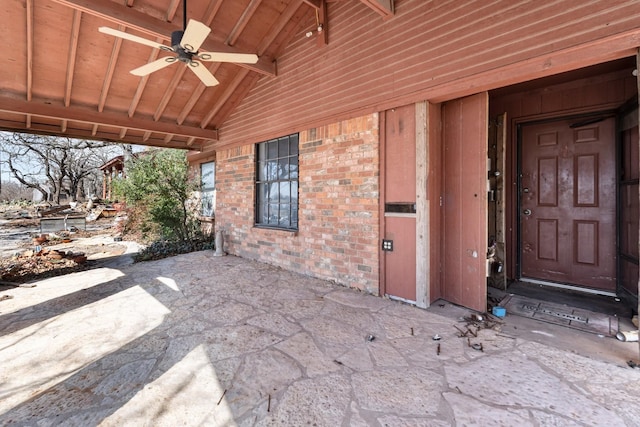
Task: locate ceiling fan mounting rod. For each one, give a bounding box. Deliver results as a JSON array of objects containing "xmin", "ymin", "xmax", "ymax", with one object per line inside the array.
[{"xmin": 183, "ymin": 0, "xmax": 188, "ymax": 31}]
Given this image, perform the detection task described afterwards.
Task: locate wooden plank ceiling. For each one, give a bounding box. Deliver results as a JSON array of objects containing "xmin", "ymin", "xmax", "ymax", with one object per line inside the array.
[{"xmin": 1, "ymin": 0, "xmax": 393, "ymax": 151}]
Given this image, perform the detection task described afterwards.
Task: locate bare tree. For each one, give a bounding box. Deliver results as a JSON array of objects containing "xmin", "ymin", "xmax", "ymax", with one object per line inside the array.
[{"xmin": 0, "ymin": 133, "xmax": 122, "ymax": 204}]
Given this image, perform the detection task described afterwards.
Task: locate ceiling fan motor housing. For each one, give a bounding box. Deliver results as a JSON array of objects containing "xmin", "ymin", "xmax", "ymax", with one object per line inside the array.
[{"xmin": 170, "ymin": 30, "xmax": 194, "ymax": 62}]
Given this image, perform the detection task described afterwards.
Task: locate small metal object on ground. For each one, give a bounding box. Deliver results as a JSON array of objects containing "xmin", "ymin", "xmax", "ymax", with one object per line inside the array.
[
  {"xmin": 267, "ymin": 394, "xmax": 271, "ymax": 412},
  {"xmin": 366, "ymin": 334, "xmax": 375, "ymax": 342},
  {"xmin": 471, "ymin": 343, "xmax": 483, "ymax": 352},
  {"xmin": 432, "ymin": 334, "xmax": 441, "ymax": 341},
  {"xmin": 216, "ymin": 389, "xmax": 227, "ymax": 406}
]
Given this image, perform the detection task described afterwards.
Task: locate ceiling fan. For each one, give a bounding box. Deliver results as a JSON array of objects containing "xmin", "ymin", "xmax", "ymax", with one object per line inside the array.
[{"xmin": 98, "ymin": 5, "xmax": 258, "ymax": 87}]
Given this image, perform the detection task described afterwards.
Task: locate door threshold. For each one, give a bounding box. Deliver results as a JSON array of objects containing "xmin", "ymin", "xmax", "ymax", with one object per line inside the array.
[
  {"xmin": 386, "ymin": 294, "xmax": 417, "ymax": 305},
  {"xmin": 519, "ymin": 278, "xmax": 617, "ymax": 297}
]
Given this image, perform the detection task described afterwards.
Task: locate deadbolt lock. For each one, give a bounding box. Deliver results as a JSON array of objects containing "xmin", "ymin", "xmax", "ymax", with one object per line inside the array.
[{"xmin": 523, "ymin": 209, "xmax": 532, "ymax": 216}]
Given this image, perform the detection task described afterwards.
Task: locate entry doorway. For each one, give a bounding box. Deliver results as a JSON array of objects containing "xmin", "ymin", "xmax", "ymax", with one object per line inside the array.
[
  {"xmin": 487, "ymin": 57, "xmax": 639, "ymax": 309},
  {"xmin": 518, "ymin": 116, "xmax": 617, "ymax": 292}
]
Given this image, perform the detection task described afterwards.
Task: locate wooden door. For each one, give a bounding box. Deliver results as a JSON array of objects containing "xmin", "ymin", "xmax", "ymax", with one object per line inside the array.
[
  {"xmin": 383, "ymin": 104, "xmax": 417, "ymax": 302},
  {"xmin": 520, "ymin": 117, "xmax": 616, "ymax": 291},
  {"xmin": 442, "ymin": 92, "xmax": 488, "ymax": 313}
]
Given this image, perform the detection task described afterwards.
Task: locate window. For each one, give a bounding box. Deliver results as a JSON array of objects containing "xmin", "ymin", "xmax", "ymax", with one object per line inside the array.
[
  {"xmin": 201, "ymin": 161, "xmax": 215, "ymax": 217},
  {"xmin": 255, "ymin": 134, "xmax": 299, "ymax": 230}
]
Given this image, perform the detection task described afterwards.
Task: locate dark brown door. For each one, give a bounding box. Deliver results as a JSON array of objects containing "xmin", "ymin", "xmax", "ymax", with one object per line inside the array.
[
  {"xmin": 520, "ymin": 117, "xmax": 616, "ymax": 291},
  {"xmin": 442, "ymin": 93, "xmax": 488, "ymax": 313}
]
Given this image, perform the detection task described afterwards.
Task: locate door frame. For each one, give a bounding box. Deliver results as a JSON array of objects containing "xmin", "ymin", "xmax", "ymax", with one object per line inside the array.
[{"xmin": 515, "ymin": 110, "xmax": 618, "ymax": 294}]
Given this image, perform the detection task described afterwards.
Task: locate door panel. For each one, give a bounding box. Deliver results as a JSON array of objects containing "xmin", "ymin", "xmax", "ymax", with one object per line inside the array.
[
  {"xmin": 521, "ymin": 117, "xmax": 616, "ymax": 290},
  {"xmin": 442, "ymin": 92, "xmax": 488, "ymax": 313},
  {"xmin": 384, "ymin": 216, "xmax": 417, "ymax": 301},
  {"xmin": 383, "ymin": 104, "xmax": 417, "ymax": 302}
]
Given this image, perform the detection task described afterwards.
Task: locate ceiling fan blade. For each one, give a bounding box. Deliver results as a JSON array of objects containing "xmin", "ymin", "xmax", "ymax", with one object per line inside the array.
[
  {"xmin": 181, "ymin": 19, "xmax": 211, "ymax": 53},
  {"xmin": 99, "ymin": 26, "xmax": 169, "ymax": 51},
  {"xmin": 196, "ymin": 52, "xmax": 259, "ymax": 64},
  {"xmin": 188, "ymin": 61, "xmax": 219, "ymax": 87},
  {"xmin": 130, "ymin": 57, "xmax": 177, "ymax": 76}
]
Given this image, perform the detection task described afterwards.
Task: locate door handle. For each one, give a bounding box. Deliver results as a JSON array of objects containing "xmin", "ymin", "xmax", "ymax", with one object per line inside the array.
[{"xmin": 523, "ymin": 209, "xmax": 532, "ymax": 216}]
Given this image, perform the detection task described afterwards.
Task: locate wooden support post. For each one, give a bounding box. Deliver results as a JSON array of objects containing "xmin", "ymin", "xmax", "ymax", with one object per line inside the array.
[{"xmin": 416, "ymin": 101, "xmax": 429, "ymax": 308}]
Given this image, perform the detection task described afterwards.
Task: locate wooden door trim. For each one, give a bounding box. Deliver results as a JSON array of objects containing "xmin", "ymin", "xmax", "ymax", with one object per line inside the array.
[{"xmin": 379, "ymin": 111, "xmax": 387, "ymax": 297}]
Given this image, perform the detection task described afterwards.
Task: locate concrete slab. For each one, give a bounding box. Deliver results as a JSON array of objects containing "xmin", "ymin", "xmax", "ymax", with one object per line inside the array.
[{"xmin": 0, "ymin": 251, "xmax": 638, "ymax": 426}]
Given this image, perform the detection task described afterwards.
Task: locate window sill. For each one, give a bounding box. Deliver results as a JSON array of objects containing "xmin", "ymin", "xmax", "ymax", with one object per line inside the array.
[{"xmin": 253, "ymin": 225, "xmax": 298, "ymax": 235}]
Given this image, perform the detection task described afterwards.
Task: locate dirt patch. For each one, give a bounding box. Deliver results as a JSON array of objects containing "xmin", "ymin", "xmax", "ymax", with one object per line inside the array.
[{"xmin": 0, "ymin": 204, "xmax": 138, "ymax": 286}]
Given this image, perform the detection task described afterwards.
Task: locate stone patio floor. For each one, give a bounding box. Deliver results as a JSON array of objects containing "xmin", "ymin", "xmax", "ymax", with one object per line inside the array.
[{"xmin": 0, "ymin": 249, "xmax": 639, "ymax": 426}]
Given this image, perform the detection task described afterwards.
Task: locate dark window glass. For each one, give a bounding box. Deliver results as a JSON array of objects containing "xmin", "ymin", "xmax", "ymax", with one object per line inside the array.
[{"xmin": 255, "ymin": 134, "xmax": 299, "ymax": 230}]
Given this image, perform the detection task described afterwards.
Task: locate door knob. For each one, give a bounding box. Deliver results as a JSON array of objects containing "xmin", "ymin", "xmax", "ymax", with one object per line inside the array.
[{"xmin": 523, "ymin": 209, "xmax": 532, "ymax": 216}]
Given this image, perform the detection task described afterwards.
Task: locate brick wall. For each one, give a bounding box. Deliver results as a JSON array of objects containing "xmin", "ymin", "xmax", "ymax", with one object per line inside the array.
[{"xmin": 214, "ymin": 113, "xmax": 380, "ymax": 294}]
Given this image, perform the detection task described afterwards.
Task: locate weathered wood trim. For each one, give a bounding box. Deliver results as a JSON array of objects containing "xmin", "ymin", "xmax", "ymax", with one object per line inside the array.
[
  {"xmin": 415, "ymin": 100, "xmax": 429, "ymax": 308},
  {"xmin": 378, "ymin": 110, "xmax": 387, "ymax": 297},
  {"xmin": 496, "ymin": 112, "xmax": 507, "ymax": 291}
]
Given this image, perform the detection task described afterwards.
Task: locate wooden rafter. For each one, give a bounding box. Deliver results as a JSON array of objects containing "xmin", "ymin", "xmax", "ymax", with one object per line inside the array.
[
  {"xmin": 226, "ymin": 0, "xmax": 262, "ymax": 47},
  {"xmin": 202, "ymin": 0, "xmax": 224, "ymax": 26},
  {"xmin": 98, "ymin": 24, "xmax": 124, "ymax": 113},
  {"xmin": 49, "ymin": 0, "xmax": 276, "ymax": 76},
  {"xmin": 0, "ymin": 118, "xmax": 203, "ymax": 150},
  {"xmin": 177, "ymin": 63, "xmax": 221, "ymax": 125},
  {"xmin": 0, "ymin": 96, "xmax": 218, "ymax": 141},
  {"xmin": 26, "ymin": 0, "xmax": 34, "ymax": 101},
  {"xmin": 200, "ymin": 69, "xmax": 249, "ymax": 129},
  {"xmin": 153, "ymin": 66, "xmax": 188, "ymax": 121},
  {"xmin": 359, "ymin": 0, "xmax": 394, "ymax": 19},
  {"xmin": 65, "ymin": 9, "xmax": 82, "ymax": 107},
  {"xmin": 257, "ymin": 0, "xmax": 303, "ymax": 56},
  {"xmin": 164, "ymin": 0, "xmax": 181, "ymax": 22},
  {"xmin": 128, "ymin": 38, "xmax": 162, "ymax": 118}
]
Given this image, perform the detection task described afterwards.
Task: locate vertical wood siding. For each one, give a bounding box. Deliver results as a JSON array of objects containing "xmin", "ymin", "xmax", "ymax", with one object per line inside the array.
[{"xmin": 213, "ymin": 0, "xmax": 640, "ymax": 149}]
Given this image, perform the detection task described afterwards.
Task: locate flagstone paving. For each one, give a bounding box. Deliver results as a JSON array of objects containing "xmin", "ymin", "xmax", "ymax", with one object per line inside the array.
[{"xmin": 0, "ymin": 250, "xmax": 638, "ymax": 426}]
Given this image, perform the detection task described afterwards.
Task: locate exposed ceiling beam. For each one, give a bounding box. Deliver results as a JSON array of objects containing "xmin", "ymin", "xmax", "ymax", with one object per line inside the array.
[
  {"xmin": 177, "ymin": 63, "xmax": 221, "ymax": 125},
  {"xmin": 360, "ymin": 0, "xmax": 394, "ymax": 19},
  {"xmin": 200, "ymin": 69, "xmax": 250, "ymax": 129},
  {"xmin": 64, "ymin": 9, "xmax": 82, "ymax": 107},
  {"xmin": 257, "ymin": 0, "xmax": 303, "ymax": 56},
  {"xmin": 164, "ymin": 0, "xmax": 181, "ymax": 22},
  {"xmin": 98, "ymin": 24, "xmax": 124, "ymax": 113},
  {"xmin": 128, "ymin": 38, "xmax": 162, "ymax": 118},
  {"xmin": 153, "ymin": 66, "xmax": 187, "ymax": 121},
  {"xmin": 49, "ymin": 0, "xmax": 276, "ymax": 77},
  {"xmin": 26, "ymin": 0, "xmax": 34, "ymax": 101},
  {"xmin": 0, "ymin": 119, "xmax": 199, "ymax": 150},
  {"xmin": 226, "ymin": 0, "xmax": 262, "ymax": 47},
  {"xmin": 302, "ymin": 0, "xmax": 321, "ymax": 8},
  {"xmin": 0, "ymin": 96, "xmax": 218, "ymax": 141}
]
